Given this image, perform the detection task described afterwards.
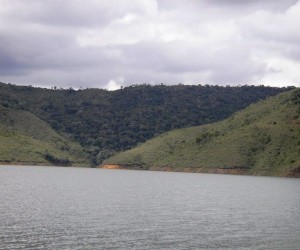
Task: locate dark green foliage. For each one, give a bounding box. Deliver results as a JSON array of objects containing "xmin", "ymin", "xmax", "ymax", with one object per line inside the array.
[
  {"xmin": 0, "ymin": 82, "xmax": 291, "ymax": 164},
  {"xmin": 196, "ymin": 130, "xmax": 220, "ymax": 144},
  {"xmin": 44, "ymin": 153, "xmax": 71, "ymax": 166}
]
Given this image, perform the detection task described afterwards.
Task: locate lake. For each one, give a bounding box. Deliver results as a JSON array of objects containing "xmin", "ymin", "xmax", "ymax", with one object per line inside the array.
[{"xmin": 0, "ymin": 165, "xmax": 299, "ymax": 249}]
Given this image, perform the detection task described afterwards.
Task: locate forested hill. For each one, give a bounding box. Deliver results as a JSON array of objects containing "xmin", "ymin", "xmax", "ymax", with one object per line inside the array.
[
  {"xmin": 0, "ymin": 82, "xmax": 291, "ymax": 165},
  {"xmin": 103, "ymin": 88, "xmax": 300, "ymax": 177}
]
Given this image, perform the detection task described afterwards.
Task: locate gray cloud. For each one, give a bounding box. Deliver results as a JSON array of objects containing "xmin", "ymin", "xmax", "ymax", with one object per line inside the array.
[
  {"xmin": 207, "ymin": 0, "xmax": 297, "ymax": 9},
  {"xmin": 2, "ymin": 0, "xmax": 147, "ymax": 27},
  {"xmin": 0, "ymin": 0, "xmax": 300, "ymax": 89}
]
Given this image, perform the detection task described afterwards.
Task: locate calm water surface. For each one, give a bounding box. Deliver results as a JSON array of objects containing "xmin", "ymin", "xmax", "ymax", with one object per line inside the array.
[{"xmin": 0, "ymin": 165, "xmax": 299, "ymax": 249}]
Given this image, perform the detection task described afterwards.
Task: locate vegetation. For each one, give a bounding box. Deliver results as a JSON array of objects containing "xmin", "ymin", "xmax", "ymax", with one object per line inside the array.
[
  {"xmin": 0, "ymin": 106, "xmax": 90, "ymax": 166},
  {"xmin": 103, "ymin": 89, "xmax": 300, "ymax": 177},
  {"xmin": 0, "ymin": 82, "xmax": 290, "ymax": 165}
]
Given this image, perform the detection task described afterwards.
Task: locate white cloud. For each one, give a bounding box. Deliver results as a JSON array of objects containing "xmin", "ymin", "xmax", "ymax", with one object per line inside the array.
[
  {"xmin": 106, "ymin": 78, "xmax": 123, "ymax": 90},
  {"xmin": 260, "ymin": 58, "xmax": 300, "ymax": 86}
]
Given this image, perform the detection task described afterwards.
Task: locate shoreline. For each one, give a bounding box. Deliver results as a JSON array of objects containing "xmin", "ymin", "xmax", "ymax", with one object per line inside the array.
[
  {"xmin": 99, "ymin": 164, "xmax": 300, "ymax": 178},
  {"xmin": 0, "ymin": 162, "xmax": 90, "ymax": 168},
  {"xmin": 2, "ymin": 163, "xmax": 299, "ymax": 178}
]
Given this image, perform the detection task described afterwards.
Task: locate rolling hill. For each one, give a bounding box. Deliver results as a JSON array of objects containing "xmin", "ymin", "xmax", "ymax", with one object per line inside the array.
[
  {"xmin": 0, "ymin": 106, "xmax": 90, "ymax": 166},
  {"xmin": 103, "ymin": 88, "xmax": 300, "ymax": 177},
  {"xmin": 0, "ymin": 82, "xmax": 289, "ymax": 164}
]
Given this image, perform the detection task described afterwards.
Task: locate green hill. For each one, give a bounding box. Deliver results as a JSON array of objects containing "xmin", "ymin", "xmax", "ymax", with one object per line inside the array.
[
  {"xmin": 103, "ymin": 89, "xmax": 300, "ymax": 177},
  {"xmin": 0, "ymin": 106, "xmax": 90, "ymax": 166},
  {"xmin": 0, "ymin": 82, "xmax": 289, "ymax": 164}
]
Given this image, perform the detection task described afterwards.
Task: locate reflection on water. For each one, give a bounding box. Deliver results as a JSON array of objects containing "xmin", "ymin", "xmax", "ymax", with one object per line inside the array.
[{"xmin": 0, "ymin": 165, "xmax": 300, "ymax": 249}]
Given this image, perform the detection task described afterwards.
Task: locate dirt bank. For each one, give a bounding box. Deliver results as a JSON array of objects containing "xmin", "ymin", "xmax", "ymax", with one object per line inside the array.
[{"xmin": 100, "ymin": 164, "xmax": 125, "ymax": 169}]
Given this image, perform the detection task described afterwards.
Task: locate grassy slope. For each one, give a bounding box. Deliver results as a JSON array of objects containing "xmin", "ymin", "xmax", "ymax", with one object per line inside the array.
[
  {"xmin": 0, "ymin": 107, "xmax": 90, "ymax": 166},
  {"xmin": 103, "ymin": 89, "xmax": 300, "ymax": 177}
]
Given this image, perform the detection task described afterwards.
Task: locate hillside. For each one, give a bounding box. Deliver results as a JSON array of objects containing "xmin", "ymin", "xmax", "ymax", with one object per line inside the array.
[
  {"xmin": 0, "ymin": 82, "xmax": 290, "ymax": 164},
  {"xmin": 103, "ymin": 89, "xmax": 300, "ymax": 177},
  {"xmin": 0, "ymin": 106, "xmax": 90, "ymax": 166}
]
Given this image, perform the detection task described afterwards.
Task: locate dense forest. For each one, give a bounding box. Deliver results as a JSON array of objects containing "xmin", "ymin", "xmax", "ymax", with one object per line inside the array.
[{"xmin": 0, "ymin": 82, "xmax": 291, "ymax": 165}]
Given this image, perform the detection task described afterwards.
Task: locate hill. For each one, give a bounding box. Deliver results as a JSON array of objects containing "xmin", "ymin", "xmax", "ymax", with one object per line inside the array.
[
  {"xmin": 0, "ymin": 106, "xmax": 90, "ymax": 166},
  {"xmin": 0, "ymin": 82, "xmax": 290, "ymax": 164},
  {"xmin": 103, "ymin": 89, "xmax": 300, "ymax": 177}
]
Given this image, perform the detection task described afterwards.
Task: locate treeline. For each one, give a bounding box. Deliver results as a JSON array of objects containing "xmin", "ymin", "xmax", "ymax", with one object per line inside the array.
[{"xmin": 0, "ymin": 82, "xmax": 292, "ymax": 164}]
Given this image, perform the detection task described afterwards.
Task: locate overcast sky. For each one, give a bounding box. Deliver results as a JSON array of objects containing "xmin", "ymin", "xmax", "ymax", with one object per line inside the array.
[{"xmin": 0, "ymin": 0, "xmax": 300, "ymax": 89}]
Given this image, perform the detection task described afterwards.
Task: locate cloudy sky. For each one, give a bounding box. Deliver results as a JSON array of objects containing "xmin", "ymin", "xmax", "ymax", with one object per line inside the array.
[{"xmin": 0, "ymin": 0, "xmax": 300, "ymax": 89}]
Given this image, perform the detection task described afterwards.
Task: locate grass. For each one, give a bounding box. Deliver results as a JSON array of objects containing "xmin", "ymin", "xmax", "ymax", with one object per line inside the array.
[
  {"xmin": 0, "ymin": 107, "xmax": 90, "ymax": 167},
  {"xmin": 104, "ymin": 89, "xmax": 300, "ymax": 177}
]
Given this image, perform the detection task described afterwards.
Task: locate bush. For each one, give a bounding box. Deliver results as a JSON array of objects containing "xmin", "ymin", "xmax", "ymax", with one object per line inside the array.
[{"xmin": 45, "ymin": 153, "xmax": 71, "ymax": 166}]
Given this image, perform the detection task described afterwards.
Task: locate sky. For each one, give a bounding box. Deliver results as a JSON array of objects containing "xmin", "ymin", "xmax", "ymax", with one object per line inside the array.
[{"xmin": 0, "ymin": 0, "xmax": 300, "ymax": 90}]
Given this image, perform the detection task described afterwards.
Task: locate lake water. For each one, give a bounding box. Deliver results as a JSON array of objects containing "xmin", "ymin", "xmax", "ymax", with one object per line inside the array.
[{"xmin": 0, "ymin": 165, "xmax": 300, "ymax": 249}]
